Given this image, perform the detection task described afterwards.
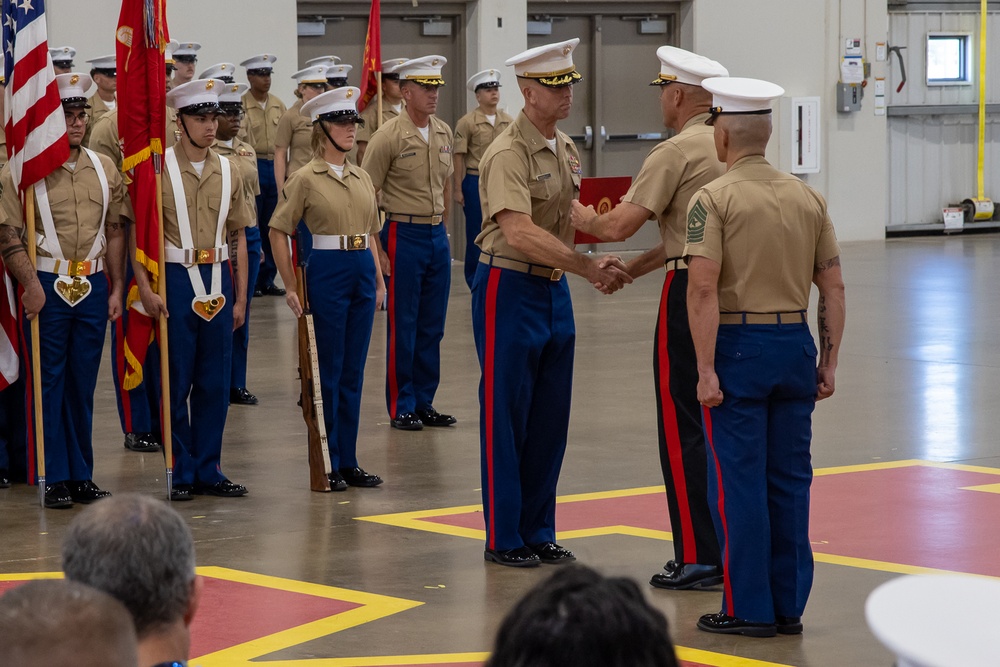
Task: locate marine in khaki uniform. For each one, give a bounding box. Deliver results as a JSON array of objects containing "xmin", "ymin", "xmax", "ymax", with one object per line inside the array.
[
  {"xmin": 275, "ymin": 65, "xmax": 330, "ymax": 265},
  {"xmin": 355, "ymin": 57, "xmax": 407, "ymax": 166},
  {"xmin": 0, "ymin": 73, "xmax": 127, "ymax": 508},
  {"xmin": 684, "ymin": 77, "xmax": 845, "ymax": 637},
  {"xmin": 453, "ymin": 68, "xmax": 513, "ymax": 289},
  {"xmin": 570, "ymin": 46, "xmax": 729, "ymax": 591},
  {"xmin": 214, "ymin": 82, "xmax": 262, "ymax": 408},
  {"xmin": 270, "ymin": 86, "xmax": 386, "ymax": 492},
  {"xmin": 362, "ymin": 55, "xmax": 456, "ymax": 432},
  {"xmin": 171, "ymin": 41, "xmax": 200, "ymax": 88},
  {"xmin": 131, "ymin": 78, "xmax": 254, "ymax": 502},
  {"xmin": 86, "ymin": 108, "xmax": 121, "ymax": 169},
  {"xmin": 83, "ymin": 55, "xmax": 117, "ymax": 148},
  {"xmin": 473, "ymin": 39, "xmax": 630, "ymax": 567},
  {"xmin": 240, "ymin": 54, "xmax": 287, "ymax": 297}
]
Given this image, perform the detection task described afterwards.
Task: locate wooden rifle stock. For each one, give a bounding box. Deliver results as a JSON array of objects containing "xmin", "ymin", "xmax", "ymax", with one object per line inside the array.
[{"xmin": 295, "ymin": 254, "xmax": 333, "ymax": 492}]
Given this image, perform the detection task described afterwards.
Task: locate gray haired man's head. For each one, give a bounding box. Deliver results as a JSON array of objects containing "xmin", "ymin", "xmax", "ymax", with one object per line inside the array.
[
  {"xmin": 62, "ymin": 493, "xmax": 197, "ymax": 638},
  {"xmin": 0, "ymin": 579, "xmax": 138, "ymax": 667}
]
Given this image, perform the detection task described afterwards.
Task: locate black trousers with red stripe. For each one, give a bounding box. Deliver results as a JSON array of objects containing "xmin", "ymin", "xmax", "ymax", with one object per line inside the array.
[{"xmin": 653, "ymin": 268, "xmax": 721, "ymax": 567}]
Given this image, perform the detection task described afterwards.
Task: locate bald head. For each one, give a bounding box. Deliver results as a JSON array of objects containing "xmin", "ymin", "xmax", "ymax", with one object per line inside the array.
[
  {"xmin": 660, "ymin": 82, "xmax": 714, "ymax": 131},
  {"xmin": 0, "ymin": 579, "xmax": 138, "ymax": 667},
  {"xmin": 713, "ymin": 114, "xmax": 772, "ymax": 164}
]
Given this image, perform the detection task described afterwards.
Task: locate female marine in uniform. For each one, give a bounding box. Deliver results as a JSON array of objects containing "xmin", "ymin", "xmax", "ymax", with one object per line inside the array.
[{"xmin": 269, "ymin": 87, "xmax": 386, "ymax": 491}]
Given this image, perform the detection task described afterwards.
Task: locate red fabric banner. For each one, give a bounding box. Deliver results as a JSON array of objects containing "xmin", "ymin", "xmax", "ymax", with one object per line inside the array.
[
  {"xmin": 116, "ymin": 0, "xmax": 168, "ymax": 389},
  {"xmin": 358, "ymin": 0, "xmax": 381, "ymax": 112}
]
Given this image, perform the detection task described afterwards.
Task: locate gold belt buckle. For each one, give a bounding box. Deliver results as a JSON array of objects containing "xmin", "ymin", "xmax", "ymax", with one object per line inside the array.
[
  {"xmin": 550, "ymin": 268, "xmax": 564, "ymax": 281},
  {"xmin": 196, "ymin": 248, "xmax": 214, "ymax": 264},
  {"xmin": 68, "ymin": 260, "xmax": 90, "ymax": 277},
  {"xmin": 348, "ymin": 234, "xmax": 366, "ymax": 250}
]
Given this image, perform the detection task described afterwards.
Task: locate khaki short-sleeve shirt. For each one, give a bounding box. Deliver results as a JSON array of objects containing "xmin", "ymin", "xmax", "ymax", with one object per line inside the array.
[
  {"xmin": 0, "ymin": 151, "xmax": 125, "ymax": 260},
  {"xmin": 242, "ymin": 91, "xmax": 287, "ymax": 158},
  {"xmin": 161, "ymin": 147, "xmax": 254, "ymax": 249},
  {"xmin": 356, "ymin": 99, "xmax": 402, "ymax": 144},
  {"xmin": 683, "ymin": 155, "xmax": 841, "ymax": 312},
  {"xmin": 275, "ymin": 99, "xmax": 314, "ymax": 175},
  {"xmin": 166, "ymin": 106, "xmax": 179, "ymax": 148},
  {"xmin": 214, "ymin": 138, "xmax": 261, "ymax": 217},
  {"xmin": 362, "ymin": 113, "xmax": 454, "ymax": 216},
  {"xmin": 623, "ymin": 113, "xmax": 725, "ymax": 259},
  {"xmin": 476, "ymin": 111, "xmax": 582, "ymax": 263},
  {"xmin": 270, "ymin": 158, "xmax": 380, "ymax": 238},
  {"xmin": 88, "ymin": 108, "xmax": 122, "ymax": 170},
  {"xmin": 454, "ymin": 108, "xmax": 514, "ymax": 171},
  {"xmin": 83, "ymin": 93, "xmax": 114, "ymax": 147},
  {"xmin": 0, "ymin": 124, "xmax": 8, "ymax": 170}
]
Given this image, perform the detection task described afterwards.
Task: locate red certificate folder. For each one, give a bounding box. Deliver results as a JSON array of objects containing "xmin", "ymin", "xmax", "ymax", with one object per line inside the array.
[{"xmin": 574, "ymin": 176, "xmax": 633, "ymax": 244}]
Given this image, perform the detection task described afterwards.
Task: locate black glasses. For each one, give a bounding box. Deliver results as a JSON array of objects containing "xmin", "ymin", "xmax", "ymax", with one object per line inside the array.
[{"xmin": 64, "ymin": 112, "xmax": 89, "ymax": 125}]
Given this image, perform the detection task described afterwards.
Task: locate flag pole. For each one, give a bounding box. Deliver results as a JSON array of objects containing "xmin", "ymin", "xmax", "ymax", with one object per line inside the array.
[
  {"xmin": 24, "ymin": 185, "xmax": 45, "ymax": 508},
  {"xmin": 376, "ymin": 71, "xmax": 382, "ymax": 132},
  {"xmin": 155, "ymin": 165, "xmax": 173, "ymax": 500}
]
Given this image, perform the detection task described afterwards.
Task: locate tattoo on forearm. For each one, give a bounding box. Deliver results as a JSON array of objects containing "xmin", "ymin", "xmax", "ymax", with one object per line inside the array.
[
  {"xmin": 816, "ymin": 256, "xmax": 841, "ymax": 271},
  {"xmin": 818, "ymin": 295, "xmax": 833, "ymax": 354},
  {"xmin": 107, "ymin": 221, "xmax": 126, "ymax": 232},
  {"xmin": 1, "ymin": 244, "xmax": 25, "ymax": 261}
]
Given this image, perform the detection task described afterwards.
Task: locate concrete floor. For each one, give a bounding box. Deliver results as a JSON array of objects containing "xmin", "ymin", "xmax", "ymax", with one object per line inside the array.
[{"xmin": 3, "ymin": 235, "xmax": 998, "ymax": 666}]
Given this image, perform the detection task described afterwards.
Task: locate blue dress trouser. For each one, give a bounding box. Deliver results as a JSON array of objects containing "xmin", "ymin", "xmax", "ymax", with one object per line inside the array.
[
  {"xmin": 472, "ymin": 263, "xmax": 575, "ymax": 551},
  {"xmin": 230, "ymin": 225, "xmax": 261, "ymax": 390},
  {"xmin": 165, "ymin": 262, "xmax": 233, "ymax": 486},
  {"xmin": 702, "ymin": 321, "xmax": 817, "ymax": 623},
  {"xmin": 255, "ymin": 158, "xmax": 279, "ymax": 290},
  {"xmin": 380, "ymin": 220, "xmax": 450, "ymax": 418},
  {"xmin": 461, "ymin": 174, "xmax": 482, "ymax": 289},
  {"xmin": 307, "ymin": 249, "xmax": 377, "ymax": 469},
  {"xmin": 0, "ymin": 378, "xmax": 26, "ymax": 473},
  {"xmin": 111, "ymin": 261, "xmax": 161, "ymax": 436},
  {"xmin": 22, "ymin": 271, "xmax": 109, "ymax": 484}
]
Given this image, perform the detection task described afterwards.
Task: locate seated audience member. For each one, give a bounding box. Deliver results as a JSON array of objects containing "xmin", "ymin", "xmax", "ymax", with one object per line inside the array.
[
  {"xmin": 0, "ymin": 578, "xmax": 138, "ymax": 667},
  {"xmin": 62, "ymin": 493, "xmax": 202, "ymax": 667},
  {"xmin": 487, "ymin": 565, "xmax": 680, "ymax": 667}
]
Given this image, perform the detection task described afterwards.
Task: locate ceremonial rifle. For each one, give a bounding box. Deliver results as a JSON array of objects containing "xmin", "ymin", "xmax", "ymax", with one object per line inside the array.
[{"xmin": 295, "ymin": 237, "xmax": 333, "ymax": 492}]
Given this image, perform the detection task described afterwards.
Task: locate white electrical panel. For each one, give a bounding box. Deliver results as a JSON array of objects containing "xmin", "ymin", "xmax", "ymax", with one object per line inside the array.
[{"xmin": 782, "ymin": 96, "xmax": 821, "ymax": 174}]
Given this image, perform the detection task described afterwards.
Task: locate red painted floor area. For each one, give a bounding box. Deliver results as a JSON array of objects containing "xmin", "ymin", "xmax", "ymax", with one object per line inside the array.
[{"xmin": 422, "ymin": 463, "xmax": 1000, "ymax": 577}]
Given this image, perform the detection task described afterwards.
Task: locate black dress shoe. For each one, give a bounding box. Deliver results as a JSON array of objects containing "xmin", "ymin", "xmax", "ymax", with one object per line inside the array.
[
  {"xmin": 229, "ymin": 387, "xmax": 259, "ymax": 405},
  {"xmin": 339, "ymin": 467, "xmax": 383, "ymax": 488},
  {"xmin": 44, "ymin": 483, "xmax": 74, "ymax": 509},
  {"xmin": 776, "ymin": 615, "xmax": 803, "ymax": 635},
  {"xmin": 327, "ymin": 471, "xmax": 349, "ymax": 492},
  {"xmin": 0, "ymin": 469, "xmax": 10, "ymax": 489},
  {"xmin": 67, "ymin": 480, "xmax": 112, "ymax": 504},
  {"xmin": 697, "ymin": 613, "xmax": 777, "ymax": 638},
  {"xmin": 390, "ymin": 412, "xmax": 423, "ymax": 430},
  {"xmin": 530, "ymin": 542, "xmax": 576, "ymax": 564},
  {"xmin": 484, "ymin": 546, "xmax": 541, "ymax": 568},
  {"xmin": 650, "ymin": 563, "xmax": 723, "ymax": 590},
  {"xmin": 171, "ymin": 484, "xmax": 194, "ymax": 501},
  {"xmin": 193, "ymin": 479, "xmax": 248, "ymax": 497},
  {"xmin": 415, "ymin": 407, "xmax": 456, "ymax": 427},
  {"xmin": 124, "ymin": 432, "xmax": 161, "ymax": 452},
  {"xmin": 253, "ymin": 288, "xmax": 264, "ymax": 298},
  {"xmin": 263, "ymin": 285, "xmax": 286, "ymax": 296}
]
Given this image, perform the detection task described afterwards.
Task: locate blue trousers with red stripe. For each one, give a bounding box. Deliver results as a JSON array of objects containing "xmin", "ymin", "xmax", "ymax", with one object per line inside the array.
[
  {"xmin": 703, "ymin": 321, "xmax": 817, "ymax": 623},
  {"xmin": 380, "ymin": 220, "xmax": 450, "ymax": 418},
  {"xmin": 231, "ymin": 225, "xmax": 261, "ymax": 390},
  {"xmin": 165, "ymin": 262, "xmax": 233, "ymax": 486},
  {"xmin": 307, "ymin": 249, "xmax": 377, "ymax": 469},
  {"xmin": 472, "ymin": 263, "xmax": 575, "ymax": 551},
  {"xmin": 654, "ymin": 269, "xmax": 721, "ymax": 567},
  {"xmin": 111, "ymin": 262, "xmax": 161, "ymax": 436},
  {"xmin": 22, "ymin": 271, "xmax": 109, "ymax": 484},
  {"xmin": 461, "ymin": 174, "xmax": 482, "ymax": 289}
]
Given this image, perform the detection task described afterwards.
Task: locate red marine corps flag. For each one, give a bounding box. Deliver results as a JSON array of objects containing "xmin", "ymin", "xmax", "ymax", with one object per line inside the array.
[
  {"xmin": 358, "ymin": 0, "xmax": 381, "ymax": 111},
  {"xmin": 116, "ymin": 0, "xmax": 168, "ymax": 389}
]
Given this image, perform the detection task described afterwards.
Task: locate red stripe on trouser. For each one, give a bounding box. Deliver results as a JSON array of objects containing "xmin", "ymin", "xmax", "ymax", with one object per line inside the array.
[
  {"xmin": 17, "ymin": 302, "xmax": 35, "ymax": 485},
  {"xmin": 657, "ymin": 271, "xmax": 698, "ymax": 562},
  {"xmin": 484, "ymin": 268, "xmax": 501, "ymax": 550},
  {"xmin": 114, "ymin": 317, "xmax": 133, "ymax": 432},
  {"xmin": 386, "ymin": 223, "xmax": 399, "ymax": 419},
  {"xmin": 703, "ymin": 404, "xmax": 734, "ymax": 614}
]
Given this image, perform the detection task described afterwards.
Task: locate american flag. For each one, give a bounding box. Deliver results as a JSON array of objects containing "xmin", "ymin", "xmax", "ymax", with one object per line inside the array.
[
  {"xmin": 3, "ymin": 0, "xmax": 68, "ymax": 193},
  {"xmin": 0, "ymin": 266, "xmax": 16, "ymax": 390}
]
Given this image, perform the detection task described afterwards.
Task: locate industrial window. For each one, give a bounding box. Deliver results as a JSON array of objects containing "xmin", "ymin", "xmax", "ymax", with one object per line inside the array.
[{"xmin": 926, "ymin": 33, "xmax": 973, "ymax": 86}]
